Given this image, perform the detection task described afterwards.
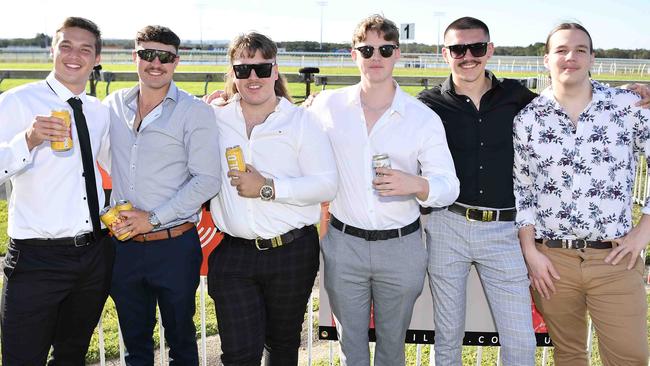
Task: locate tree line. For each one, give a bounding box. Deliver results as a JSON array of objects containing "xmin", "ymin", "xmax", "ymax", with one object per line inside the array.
[{"xmin": 2, "ymin": 34, "xmax": 649, "ymax": 59}]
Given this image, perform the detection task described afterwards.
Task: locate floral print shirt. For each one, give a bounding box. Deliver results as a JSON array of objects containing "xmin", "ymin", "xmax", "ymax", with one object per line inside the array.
[{"xmin": 513, "ymin": 80, "xmax": 650, "ymax": 240}]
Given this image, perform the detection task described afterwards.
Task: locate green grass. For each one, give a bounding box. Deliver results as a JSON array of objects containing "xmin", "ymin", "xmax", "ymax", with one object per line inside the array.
[{"xmin": 0, "ymin": 200, "xmax": 6, "ymax": 253}]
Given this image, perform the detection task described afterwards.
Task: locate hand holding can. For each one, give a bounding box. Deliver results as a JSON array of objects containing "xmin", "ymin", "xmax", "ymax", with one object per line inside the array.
[
  {"xmin": 226, "ymin": 145, "xmax": 246, "ymax": 172},
  {"xmin": 100, "ymin": 200, "xmax": 133, "ymax": 241},
  {"xmin": 50, "ymin": 110, "xmax": 73, "ymax": 151},
  {"xmin": 372, "ymin": 154, "xmax": 391, "ymax": 177}
]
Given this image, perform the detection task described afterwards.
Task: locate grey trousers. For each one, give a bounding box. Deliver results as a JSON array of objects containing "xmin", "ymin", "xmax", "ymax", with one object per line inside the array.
[
  {"xmin": 425, "ymin": 209, "xmax": 536, "ymax": 366},
  {"xmin": 321, "ymin": 223, "xmax": 428, "ymax": 366}
]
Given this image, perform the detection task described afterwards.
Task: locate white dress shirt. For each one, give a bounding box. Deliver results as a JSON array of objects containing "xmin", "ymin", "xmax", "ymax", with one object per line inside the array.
[
  {"xmin": 0, "ymin": 72, "xmax": 110, "ymax": 239},
  {"xmin": 309, "ymin": 83, "xmax": 459, "ymax": 230},
  {"xmin": 210, "ymin": 95, "xmax": 338, "ymax": 239},
  {"xmin": 514, "ymin": 80, "xmax": 650, "ymax": 240}
]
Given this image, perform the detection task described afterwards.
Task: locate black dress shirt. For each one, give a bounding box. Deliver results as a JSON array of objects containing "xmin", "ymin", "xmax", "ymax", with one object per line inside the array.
[{"xmin": 417, "ymin": 71, "xmax": 536, "ymax": 208}]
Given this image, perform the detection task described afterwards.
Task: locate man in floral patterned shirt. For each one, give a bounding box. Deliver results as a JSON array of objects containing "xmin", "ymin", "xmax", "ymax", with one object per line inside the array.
[{"xmin": 513, "ymin": 23, "xmax": 650, "ymax": 366}]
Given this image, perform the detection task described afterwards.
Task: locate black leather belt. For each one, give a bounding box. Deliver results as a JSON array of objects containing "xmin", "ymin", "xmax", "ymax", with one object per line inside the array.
[
  {"xmin": 447, "ymin": 202, "xmax": 516, "ymax": 222},
  {"xmin": 11, "ymin": 229, "xmax": 108, "ymax": 247},
  {"xmin": 535, "ymin": 239, "xmax": 613, "ymax": 250},
  {"xmin": 330, "ymin": 215, "xmax": 420, "ymax": 241},
  {"xmin": 241, "ymin": 225, "xmax": 315, "ymax": 250}
]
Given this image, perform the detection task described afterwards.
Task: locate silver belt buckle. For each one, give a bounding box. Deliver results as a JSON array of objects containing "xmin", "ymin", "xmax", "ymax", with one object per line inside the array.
[{"xmin": 73, "ymin": 233, "xmax": 90, "ymax": 247}]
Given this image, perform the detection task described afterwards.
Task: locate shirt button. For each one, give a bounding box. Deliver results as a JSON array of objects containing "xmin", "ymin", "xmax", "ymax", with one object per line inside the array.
[
  {"xmin": 479, "ymin": 190, "xmax": 484, "ymax": 194},
  {"xmin": 480, "ymin": 142, "xmax": 484, "ymax": 146},
  {"xmin": 478, "ymin": 118, "xmax": 482, "ymax": 122},
  {"xmin": 466, "ymin": 98, "xmax": 471, "ymax": 103},
  {"xmin": 479, "ymin": 166, "xmax": 483, "ymax": 170},
  {"xmin": 86, "ymin": 220, "xmax": 89, "ymax": 223},
  {"xmin": 83, "ymin": 197, "xmax": 87, "ymax": 200},
  {"xmin": 3, "ymin": 170, "xmax": 7, "ymax": 174}
]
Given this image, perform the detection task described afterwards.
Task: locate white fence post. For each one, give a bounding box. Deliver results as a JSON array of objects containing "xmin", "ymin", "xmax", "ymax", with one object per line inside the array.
[{"xmin": 200, "ymin": 276, "xmax": 208, "ymax": 366}]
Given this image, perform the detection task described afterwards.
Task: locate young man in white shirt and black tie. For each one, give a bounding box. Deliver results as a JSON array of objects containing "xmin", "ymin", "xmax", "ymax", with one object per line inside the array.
[{"xmin": 0, "ymin": 17, "xmax": 112, "ymax": 365}]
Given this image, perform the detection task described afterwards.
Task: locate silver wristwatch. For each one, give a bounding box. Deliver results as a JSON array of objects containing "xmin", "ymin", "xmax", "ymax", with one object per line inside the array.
[
  {"xmin": 259, "ymin": 178, "xmax": 274, "ymax": 201},
  {"xmin": 148, "ymin": 211, "xmax": 161, "ymax": 229}
]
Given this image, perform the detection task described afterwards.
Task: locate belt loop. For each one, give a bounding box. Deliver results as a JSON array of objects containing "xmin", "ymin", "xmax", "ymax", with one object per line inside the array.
[
  {"xmin": 341, "ymin": 223, "xmax": 347, "ymax": 233},
  {"xmin": 166, "ymin": 228, "xmax": 172, "ymax": 240},
  {"xmin": 398, "ymin": 227, "xmax": 402, "ymax": 238}
]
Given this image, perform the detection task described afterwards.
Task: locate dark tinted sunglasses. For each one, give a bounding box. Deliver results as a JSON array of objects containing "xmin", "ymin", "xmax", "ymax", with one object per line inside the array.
[
  {"xmin": 354, "ymin": 45, "xmax": 399, "ymax": 59},
  {"xmin": 446, "ymin": 42, "xmax": 489, "ymax": 59},
  {"xmin": 136, "ymin": 49, "xmax": 178, "ymax": 64},
  {"xmin": 232, "ymin": 63, "xmax": 275, "ymax": 79}
]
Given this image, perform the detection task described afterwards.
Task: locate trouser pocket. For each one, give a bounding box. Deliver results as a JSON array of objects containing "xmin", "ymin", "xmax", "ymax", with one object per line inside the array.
[{"xmin": 3, "ymin": 244, "xmax": 21, "ymax": 279}]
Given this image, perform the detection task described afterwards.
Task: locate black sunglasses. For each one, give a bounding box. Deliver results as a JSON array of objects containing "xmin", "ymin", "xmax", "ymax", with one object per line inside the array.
[
  {"xmin": 354, "ymin": 45, "xmax": 399, "ymax": 59},
  {"xmin": 136, "ymin": 49, "xmax": 178, "ymax": 64},
  {"xmin": 232, "ymin": 63, "xmax": 275, "ymax": 79},
  {"xmin": 445, "ymin": 42, "xmax": 489, "ymax": 59}
]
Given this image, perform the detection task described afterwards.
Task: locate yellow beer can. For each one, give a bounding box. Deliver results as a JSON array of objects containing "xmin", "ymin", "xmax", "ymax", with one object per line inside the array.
[
  {"xmin": 226, "ymin": 145, "xmax": 246, "ymax": 171},
  {"xmin": 50, "ymin": 109, "xmax": 73, "ymax": 151},
  {"xmin": 100, "ymin": 205, "xmax": 130, "ymax": 241}
]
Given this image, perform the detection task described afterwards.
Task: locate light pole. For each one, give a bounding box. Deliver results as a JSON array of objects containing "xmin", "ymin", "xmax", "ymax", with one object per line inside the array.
[
  {"xmin": 317, "ymin": 1, "xmax": 328, "ymax": 50},
  {"xmin": 433, "ymin": 11, "xmax": 445, "ymax": 63},
  {"xmin": 197, "ymin": 3, "xmax": 207, "ymax": 49}
]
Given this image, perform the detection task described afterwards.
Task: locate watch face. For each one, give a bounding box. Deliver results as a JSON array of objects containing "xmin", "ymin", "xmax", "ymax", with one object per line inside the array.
[{"xmin": 261, "ymin": 186, "xmax": 273, "ymax": 200}]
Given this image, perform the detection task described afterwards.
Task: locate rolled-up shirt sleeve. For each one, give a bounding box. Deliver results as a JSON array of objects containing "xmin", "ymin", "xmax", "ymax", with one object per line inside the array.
[
  {"xmin": 273, "ymin": 111, "xmax": 338, "ymax": 206},
  {"xmin": 154, "ymin": 102, "xmax": 221, "ymax": 224},
  {"xmin": 513, "ymin": 112, "xmax": 536, "ymax": 228},
  {"xmin": 416, "ymin": 113, "xmax": 460, "ymax": 208}
]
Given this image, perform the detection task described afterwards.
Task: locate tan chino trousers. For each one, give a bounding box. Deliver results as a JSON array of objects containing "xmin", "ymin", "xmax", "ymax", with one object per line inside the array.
[{"xmin": 532, "ymin": 244, "xmax": 649, "ymax": 366}]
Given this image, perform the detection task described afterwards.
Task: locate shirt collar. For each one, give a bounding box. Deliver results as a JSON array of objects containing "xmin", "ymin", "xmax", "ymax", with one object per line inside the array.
[
  {"xmin": 46, "ymin": 71, "xmax": 87, "ymax": 104},
  {"xmin": 346, "ymin": 80, "xmax": 407, "ymax": 117},
  {"xmin": 540, "ymin": 79, "xmax": 608, "ymax": 109},
  {"xmin": 441, "ymin": 70, "xmax": 502, "ymax": 95},
  {"xmin": 230, "ymin": 93, "xmax": 287, "ymax": 119},
  {"xmin": 124, "ymin": 81, "xmax": 179, "ymax": 111}
]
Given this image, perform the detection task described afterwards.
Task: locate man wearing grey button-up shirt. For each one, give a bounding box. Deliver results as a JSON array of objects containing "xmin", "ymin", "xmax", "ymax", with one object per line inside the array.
[{"xmin": 103, "ymin": 25, "xmax": 220, "ymax": 365}]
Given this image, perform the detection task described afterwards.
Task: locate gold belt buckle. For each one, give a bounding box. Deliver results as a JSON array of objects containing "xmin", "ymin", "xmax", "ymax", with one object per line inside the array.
[
  {"xmin": 271, "ymin": 236, "xmax": 283, "ymax": 248},
  {"xmin": 482, "ymin": 210, "xmax": 494, "ymax": 221},
  {"xmin": 465, "ymin": 208, "xmax": 477, "ymax": 222},
  {"xmin": 465, "ymin": 208, "xmax": 494, "ymax": 222},
  {"xmin": 254, "ymin": 237, "xmax": 270, "ymax": 251},
  {"xmin": 255, "ymin": 236, "xmax": 283, "ymax": 250}
]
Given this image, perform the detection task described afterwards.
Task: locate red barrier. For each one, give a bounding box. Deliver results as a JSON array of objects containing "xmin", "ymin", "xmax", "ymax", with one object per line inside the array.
[{"xmin": 197, "ymin": 206, "xmax": 223, "ymax": 276}]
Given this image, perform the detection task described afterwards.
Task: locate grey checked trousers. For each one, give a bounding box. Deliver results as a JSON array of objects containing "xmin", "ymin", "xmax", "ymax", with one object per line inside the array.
[{"xmin": 425, "ymin": 208, "xmax": 536, "ymax": 366}]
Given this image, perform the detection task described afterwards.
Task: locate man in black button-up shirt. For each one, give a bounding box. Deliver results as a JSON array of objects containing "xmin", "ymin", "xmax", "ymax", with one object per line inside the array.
[
  {"xmin": 417, "ymin": 17, "xmax": 537, "ymax": 366},
  {"xmin": 420, "ymin": 71, "xmax": 535, "ymax": 208}
]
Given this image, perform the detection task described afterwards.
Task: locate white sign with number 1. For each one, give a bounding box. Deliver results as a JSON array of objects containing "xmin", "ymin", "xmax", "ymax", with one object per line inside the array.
[{"xmin": 400, "ymin": 23, "xmax": 415, "ymax": 40}]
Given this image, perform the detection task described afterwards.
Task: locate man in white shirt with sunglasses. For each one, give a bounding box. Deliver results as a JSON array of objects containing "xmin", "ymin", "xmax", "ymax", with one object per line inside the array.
[{"xmin": 309, "ymin": 14, "xmax": 459, "ymax": 366}]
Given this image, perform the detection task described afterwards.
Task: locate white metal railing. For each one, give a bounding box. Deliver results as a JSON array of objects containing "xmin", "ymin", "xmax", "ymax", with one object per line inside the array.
[{"xmin": 0, "ymin": 49, "xmax": 648, "ymax": 75}]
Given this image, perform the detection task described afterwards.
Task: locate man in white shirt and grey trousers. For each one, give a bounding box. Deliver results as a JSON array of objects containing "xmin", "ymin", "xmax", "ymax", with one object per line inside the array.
[{"xmin": 309, "ymin": 14, "xmax": 460, "ymax": 366}]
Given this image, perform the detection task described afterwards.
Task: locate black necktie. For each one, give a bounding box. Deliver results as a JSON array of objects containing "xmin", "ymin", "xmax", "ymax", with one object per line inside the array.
[{"xmin": 67, "ymin": 97, "xmax": 102, "ymax": 240}]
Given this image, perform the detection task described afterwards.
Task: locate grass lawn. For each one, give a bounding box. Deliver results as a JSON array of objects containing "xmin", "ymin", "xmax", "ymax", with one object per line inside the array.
[{"xmin": 0, "ymin": 200, "xmax": 6, "ymax": 253}]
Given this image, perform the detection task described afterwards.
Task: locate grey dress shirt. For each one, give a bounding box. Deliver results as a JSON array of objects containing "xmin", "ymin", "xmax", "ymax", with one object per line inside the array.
[{"xmin": 104, "ymin": 82, "xmax": 221, "ymax": 229}]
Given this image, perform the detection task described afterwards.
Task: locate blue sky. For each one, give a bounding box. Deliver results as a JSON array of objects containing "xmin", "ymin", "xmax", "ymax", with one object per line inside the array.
[{"xmin": 3, "ymin": 0, "xmax": 649, "ymax": 49}]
